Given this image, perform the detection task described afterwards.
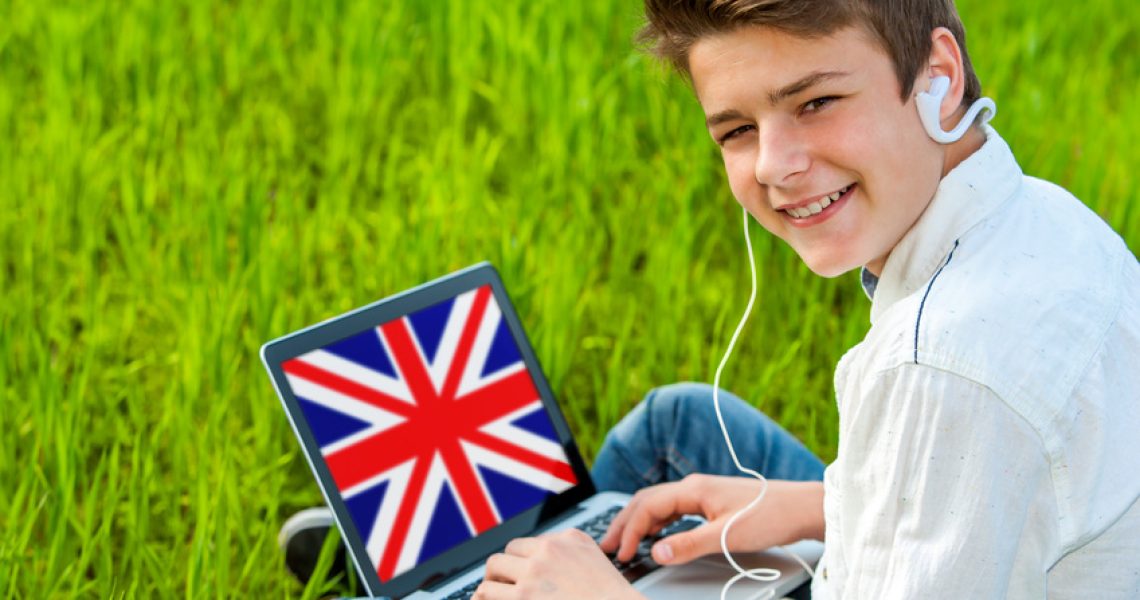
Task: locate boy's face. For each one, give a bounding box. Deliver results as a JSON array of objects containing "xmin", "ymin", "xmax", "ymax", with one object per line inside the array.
[{"xmin": 690, "ymin": 25, "xmax": 944, "ymax": 277}]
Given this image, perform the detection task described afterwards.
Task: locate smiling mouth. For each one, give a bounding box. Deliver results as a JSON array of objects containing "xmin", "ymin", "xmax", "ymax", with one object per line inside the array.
[{"xmin": 782, "ymin": 184, "xmax": 854, "ymax": 219}]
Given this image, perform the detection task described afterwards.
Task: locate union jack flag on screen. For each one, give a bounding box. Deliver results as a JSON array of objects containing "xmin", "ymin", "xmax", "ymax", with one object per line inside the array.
[{"xmin": 281, "ymin": 285, "xmax": 577, "ymax": 582}]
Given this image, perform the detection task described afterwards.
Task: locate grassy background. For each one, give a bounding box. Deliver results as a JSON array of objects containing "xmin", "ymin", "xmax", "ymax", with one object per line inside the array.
[{"xmin": 1, "ymin": 0, "xmax": 1136, "ymax": 596}]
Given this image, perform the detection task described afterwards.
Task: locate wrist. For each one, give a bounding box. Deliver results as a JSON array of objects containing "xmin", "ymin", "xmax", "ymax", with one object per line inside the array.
[{"xmin": 794, "ymin": 481, "xmax": 826, "ymax": 542}]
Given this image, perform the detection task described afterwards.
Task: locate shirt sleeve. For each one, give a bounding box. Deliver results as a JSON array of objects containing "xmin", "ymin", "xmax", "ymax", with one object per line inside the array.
[{"xmin": 813, "ymin": 363, "xmax": 1060, "ymax": 599}]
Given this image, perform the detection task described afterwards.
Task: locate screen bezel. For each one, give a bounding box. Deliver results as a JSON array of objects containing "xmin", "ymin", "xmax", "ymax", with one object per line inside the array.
[{"xmin": 260, "ymin": 262, "xmax": 595, "ymax": 598}]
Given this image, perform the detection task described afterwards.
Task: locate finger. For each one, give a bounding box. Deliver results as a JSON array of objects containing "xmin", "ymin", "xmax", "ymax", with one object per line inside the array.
[
  {"xmin": 482, "ymin": 552, "xmax": 528, "ymax": 584},
  {"xmin": 473, "ymin": 579, "xmax": 519, "ymax": 600},
  {"xmin": 651, "ymin": 521, "xmax": 721, "ymax": 565},
  {"xmin": 599, "ymin": 490, "xmax": 661, "ymax": 555},
  {"xmin": 598, "ymin": 496, "xmax": 641, "ymax": 552},
  {"xmin": 598, "ymin": 513, "xmax": 670, "ymax": 554},
  {"xmin": 599, "ymin": 484, "xmax": 685, "ymax": 553},
  {"xmin": 503, "ymin": 536, "xmax": 539, "ymax": 557},
  {"xmin": 616, "ymin": 480, "xmax": 707, "ymax": 561},
  {"xmin": 599, "ymin": 480, "xmax": 700, "ymax": 554}
]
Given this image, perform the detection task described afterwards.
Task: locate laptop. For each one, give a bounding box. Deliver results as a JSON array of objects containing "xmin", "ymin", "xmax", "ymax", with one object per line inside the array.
[{"xmin": 261, "ymin": 262, "xmax": 822, "ymax": 599}]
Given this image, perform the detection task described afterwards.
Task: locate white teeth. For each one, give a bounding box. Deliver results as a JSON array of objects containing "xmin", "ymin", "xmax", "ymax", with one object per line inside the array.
[
  {"xmin": 830, "ymin": 184, "xmax": 852, "ymax": 202},
  {"xmin": 785, "ymin": 185, "xmax": 851, "ymax": 218},
  {"xmin": 785, "ymin": 205, "xmax": 813, "ymax": 218}
]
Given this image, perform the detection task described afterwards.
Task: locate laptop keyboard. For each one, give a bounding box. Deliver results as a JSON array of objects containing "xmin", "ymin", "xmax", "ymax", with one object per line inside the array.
[
  {"xmin": 442, "ymin": 579, "xmax": 483, "ymax": 600},
  {"xmin": 442, "ymin": 505, "xmax": 702, "ymax": 599}
]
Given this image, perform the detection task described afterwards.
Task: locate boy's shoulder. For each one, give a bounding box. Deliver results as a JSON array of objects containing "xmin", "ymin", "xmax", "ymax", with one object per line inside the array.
[{"xmin": 859, "ymin": 172, "xmax": 1137, "ymax": 421}]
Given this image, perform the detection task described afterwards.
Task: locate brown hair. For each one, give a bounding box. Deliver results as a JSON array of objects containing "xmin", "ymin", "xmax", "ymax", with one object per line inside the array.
[{"xmin": 639, "ymin": 0, "xmax": 981, "ymax": 104}]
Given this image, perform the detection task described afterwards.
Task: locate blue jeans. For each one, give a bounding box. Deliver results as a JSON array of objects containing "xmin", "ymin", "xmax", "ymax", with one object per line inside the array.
[{"xmin": 591, "ymin": 382, "xmax": 825, "ymax": 492}]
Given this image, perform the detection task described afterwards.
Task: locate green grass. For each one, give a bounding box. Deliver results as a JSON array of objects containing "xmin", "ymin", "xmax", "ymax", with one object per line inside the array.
[{"xmin": 1, "ymin": 0, "xmax": 1136, "ymax": 596}]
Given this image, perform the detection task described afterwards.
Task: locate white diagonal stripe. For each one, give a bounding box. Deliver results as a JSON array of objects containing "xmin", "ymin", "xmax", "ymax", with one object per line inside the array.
[
  {"xmin": 478, "ymin": 401, "xmax": 565, "ymax": 461},
  {"xmin": 453, "ymin": 294, "xmax": 508, "ymax": 399},
  {"xmin": 297, "ymin": 345, "xmax": 414, "ymax": 404},
  {"xmin": 417, "ymin": 290, "xmax": 473, "ymax": 395},
  {"xmin": 394, "ymin": 452, "xmax": 477, "ymax": 576},
  {"xmin": 461, "ymin": 440, "xmax": 576, "ymax": 495},
  {"xmin": 285, "ymin": 373, "xmax": 406, "ymax": 447},
  {"xmin": 340, "ymin": 458, "xmax": 414, "ymax": 571}
]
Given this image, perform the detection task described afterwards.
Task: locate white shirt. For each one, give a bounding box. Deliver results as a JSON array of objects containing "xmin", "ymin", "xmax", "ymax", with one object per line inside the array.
[{"xmin": 811, "ymin": 126, "xmax": 1140, "ymax": 599}]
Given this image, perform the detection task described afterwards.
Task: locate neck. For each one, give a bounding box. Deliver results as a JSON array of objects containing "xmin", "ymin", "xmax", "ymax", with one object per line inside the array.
[{"xmin": 941, "ymin": 114, "xmax": 987, "ymax": 177}]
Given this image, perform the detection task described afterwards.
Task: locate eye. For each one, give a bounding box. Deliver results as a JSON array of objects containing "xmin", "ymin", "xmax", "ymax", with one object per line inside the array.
[
  {"xmin": 717, "ymin": 124, "xmax": 755, "ymax": 145},
  {"xmin": 800, "ymin": 95, "xmax": 840, "ymax": 115}
]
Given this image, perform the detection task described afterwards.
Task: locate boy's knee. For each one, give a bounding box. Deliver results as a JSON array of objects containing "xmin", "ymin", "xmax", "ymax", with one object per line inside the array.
[
  {"xmin": 651, "ymin": 381, "xmax": 716, "ymax": 404},
  {"xmin": 609, "ymin": 382, "xmax": 715, "ymax": 446},
  {"xmin": 646, "ymin": 381, "xmax": 718, "ymax": 426},
  {"xmin": 624, "ymin": 383, "xmax": 711, "ymax": 440}
]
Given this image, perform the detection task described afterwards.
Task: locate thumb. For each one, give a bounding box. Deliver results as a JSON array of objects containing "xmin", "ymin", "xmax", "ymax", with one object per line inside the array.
[{"xmin": 651, "ymin": 522, "xmax": 721, "ymax": 565}]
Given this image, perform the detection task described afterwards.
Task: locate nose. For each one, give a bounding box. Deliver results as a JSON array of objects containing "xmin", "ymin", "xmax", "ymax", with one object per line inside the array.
[{"xmin": 753, "ymin": 122, "xmax": 809, "ymax": 186}]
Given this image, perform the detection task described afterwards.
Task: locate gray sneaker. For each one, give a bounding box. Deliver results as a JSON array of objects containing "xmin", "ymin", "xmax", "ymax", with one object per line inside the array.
[{"xmin": 278, "ymin": 507, "xmax": 354, "ymax": 590}]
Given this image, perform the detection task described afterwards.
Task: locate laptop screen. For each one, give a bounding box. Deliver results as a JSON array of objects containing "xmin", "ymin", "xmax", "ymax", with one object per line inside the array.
[{"xmin": 273, "ymin": 276, "xmax": 586, "ymax": 590}]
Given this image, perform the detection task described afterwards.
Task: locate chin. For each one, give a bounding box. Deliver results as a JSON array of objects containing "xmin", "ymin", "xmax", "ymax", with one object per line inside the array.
[{"xmin": 798, "ymin": 252, "xmax": 861, "ymax": 279}]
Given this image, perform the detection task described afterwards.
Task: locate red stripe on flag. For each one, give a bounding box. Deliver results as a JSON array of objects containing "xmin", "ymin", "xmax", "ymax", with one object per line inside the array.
[
  {"xmin": 380, "ymin": 319, "xmax": 440, "ymax": 408},
  {"xmin": 465, "ymin": 429, "xmax": 577, "ymax": 485},
  {"xmin": 282, "ymin": 358, "xmax": 414, "ymax": 419},
  {"xmin": 378, "ymin": 453, "xmax": 431, "ymax": 582},
  {"xmin": 453, "ymin": 369, "xmax": 540, "ymax": 430},
  {"xmin": 438, "ymin": 285, "xmax": 492, "ymax": 402},
  {"xmin": 325, "ymin": 422, "xmax": 421, "ymax": 491},
  {"xmin": 438, "ymin": 439, "xmax": 498, "ymax": 534}
]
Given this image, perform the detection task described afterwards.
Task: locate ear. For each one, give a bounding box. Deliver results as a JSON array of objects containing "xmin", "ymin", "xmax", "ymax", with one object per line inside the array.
[{"xmin": 924, "ymin": 27, "xmax": 967, "ymax": 124}]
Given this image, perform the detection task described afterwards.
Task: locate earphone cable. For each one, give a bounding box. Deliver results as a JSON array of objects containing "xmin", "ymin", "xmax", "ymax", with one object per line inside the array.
[{"xmin": 712, "ymin": 207, "xmax": 815, "ymax": 600}]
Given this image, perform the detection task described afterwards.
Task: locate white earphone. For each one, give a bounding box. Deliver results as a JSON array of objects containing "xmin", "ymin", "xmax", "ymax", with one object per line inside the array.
[{"xmin": 916, "ymin": 75, "xmax": 996, "ymax": 144}]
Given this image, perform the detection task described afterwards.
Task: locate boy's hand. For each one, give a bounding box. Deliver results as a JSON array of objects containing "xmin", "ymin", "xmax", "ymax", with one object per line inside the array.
[
  {"xmin": 599, "ymin": 475, "xmax": 824, "ymax": 565},
  {"xmin": 474, "ymin": 528, "xmax": 643, "ymax": 600}
]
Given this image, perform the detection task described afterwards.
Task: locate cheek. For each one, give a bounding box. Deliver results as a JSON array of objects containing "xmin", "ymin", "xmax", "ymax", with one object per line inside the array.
[
  {"xmin": 867, "ymin": 125, "xmax": 941, "ymax": 202},
  {"xmin": 723, "ymin": 154, "xmax": 767, "ymax": 216},
  {"xmin": 824, "ymin": 106, "xmax": 898, "ymax": 166},
  {"xmin": 827, "ymin": 102, "xmax": 939, "ymax": 198},
  {"xmin": 724, "ymin": 161, "xmax": 750, "ymax": 205}
]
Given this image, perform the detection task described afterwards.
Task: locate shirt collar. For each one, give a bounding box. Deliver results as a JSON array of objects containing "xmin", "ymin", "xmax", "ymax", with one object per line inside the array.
[
  {"xmin": 869, "ymin": 125, "xmax": 1023, "ymax": 324},
  {"xmin": 860, "ymin": 267, "xmax": 879, "ymax": 300}
]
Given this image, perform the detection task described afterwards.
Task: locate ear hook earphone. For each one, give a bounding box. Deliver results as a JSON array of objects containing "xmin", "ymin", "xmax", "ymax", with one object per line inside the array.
[{"xmin": 916, "ymin": 75, "xmax": 997, "ymax": 144}]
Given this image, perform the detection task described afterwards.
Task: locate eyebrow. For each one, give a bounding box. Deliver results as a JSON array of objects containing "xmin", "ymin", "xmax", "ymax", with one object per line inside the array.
[{"xmin": 704, "ymin": 70, "xmax": 852, "ymax": 128}]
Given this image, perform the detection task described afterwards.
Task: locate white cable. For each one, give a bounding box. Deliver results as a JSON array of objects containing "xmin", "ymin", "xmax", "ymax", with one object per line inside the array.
[{"xmin": 712, "ymin": 206, "xmax": 815, "ymax": 600}]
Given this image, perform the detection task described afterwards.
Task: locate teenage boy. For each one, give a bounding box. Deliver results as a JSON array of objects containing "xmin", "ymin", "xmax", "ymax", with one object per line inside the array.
[
  {"xmin": 279, "ymin": 0, "xmax": 1140, "ymax": 597},
  {"xmin": 468, "ymin": 0, "xmax": 1140, "ymax": 598}
]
